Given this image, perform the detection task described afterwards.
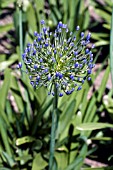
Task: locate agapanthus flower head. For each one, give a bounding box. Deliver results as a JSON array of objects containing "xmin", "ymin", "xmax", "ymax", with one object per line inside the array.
[{"xmin": 18, "ymin": 20, "xmax": 95, "ymax": 97}]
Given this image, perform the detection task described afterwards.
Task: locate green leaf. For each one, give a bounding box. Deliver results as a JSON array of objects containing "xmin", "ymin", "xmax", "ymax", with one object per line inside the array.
[
  {"xmin": 31, "ymin": 140, "xmax": 43, "ymax": 151},
  {"xmin": 110, "ymin": 7, "xmax": 113, "ymax": 87},
  {"xmin": 53, "ymin": 6, "xmax": 62, "ymax": 20},
  {"xmin": 0, "ymin": 54, "xmax": 6, "ymax": 62},
  {"xmin": 76, "ymin": 123, "xmax": 113, "ymax": 131},
  {"xmin": 69, "ymin": 0, "xmax": 79, "ymax": 31},
  {"xmin": 65, "ymin": 144, "xmax": 87, "ymax": 170},
  {"xmin": 95, "ymin": 9, "xmax": 111, "ymax": 24},
  {"xmin": 31, "ymin": 97, "xmax": 53, "ymax": 135},
  {"xmin": 91, "ymin": 33, "xmax": 109, "ymax": 40},
  {"xmin": 82, "ymin": 167, "xmax": 113, "ymax": 170},
  {"xmin": 0, "ymin": 117, "xmax": 12, "ymax": 157},
  {"xmin": 0, "ymin": 54, "xmax": 18, "ymax": 71},
  {"xmin": 34, "ymin": 0, "xmax": 45, "ymax": 29},
  {"xmin": 0, "ymin": 152, "xmax": 17, "ymax": 168},
  {"xmin": 0, "ymin": 168, "xmax": 12, "ymax": 170},
  {"xmin": 59, "ymin": 100, "xmax": 76, "ymax": 135},
  {"xmin": 16, "ymin": 136, "xmax": 35, "ymax": 146},
  {"xmin": 26, "ymin": 3, "xmax": 37, "ymax": 33},
  {"xmin": 32, "ymin": 154, "xmax": 48, "ymax": 170},
  {"xmin": 97, "ymin": 66, "xmax": 110, "ymax": 102},
  {"xmin": 95, "ymin": 41, "xmax": 109, "ymax": 46},
  {"xmin": 0, "ymin": 23, "xmax": 14, "ymax": 33},
  {"xmin": 55, "ymin": 151, "xmax": 68, "ymax": 169},
  {"xmin": 0, "ymin": 68, "xmax": 11, "ymax": 110},
  {"xmin": 11, "ymin": 89, "xmax": 24, "ymax": 113},
  {"xmin": 0, "ymin": 0, "xmax": 16, "ymax": 8},
  {"xmin": 103, "ymin": 24, "xmax": 110, "ymax": 30}
]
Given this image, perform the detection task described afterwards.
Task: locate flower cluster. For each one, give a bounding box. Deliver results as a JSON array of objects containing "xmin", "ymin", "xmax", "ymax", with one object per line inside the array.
[{"xmin": 18, "ymin": 20, "xmax": 95, "ymax": 97}]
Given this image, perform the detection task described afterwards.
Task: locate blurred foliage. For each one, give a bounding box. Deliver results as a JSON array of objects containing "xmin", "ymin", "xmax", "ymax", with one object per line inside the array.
[
  {"xmin": 0, "ymin": 0, "xmax": 113, "ymax": 169},
  {"xmin": 89, "ymin": 0, "xmax": 112, "ymax": 47}
]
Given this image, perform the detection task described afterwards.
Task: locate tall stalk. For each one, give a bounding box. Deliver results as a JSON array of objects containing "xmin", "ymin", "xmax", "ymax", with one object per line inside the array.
[
  {"xmin": 19, "ymin": 10, "xmax": 23, "ymax": 55},
  {"xmin": 18, "ymin": 6, "xmax": 25, "ymax": 77},
  {"xmin": 18, "ymin": 5, "xmax": 31, "ymax": 127},
  {"xmin": 49, "ymin": 85, "xmax": 58, "ymax": 170}
]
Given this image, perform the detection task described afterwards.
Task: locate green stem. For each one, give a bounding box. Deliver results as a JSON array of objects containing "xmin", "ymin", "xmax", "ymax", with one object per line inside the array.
[
  {"xmin": 18, "ymin": 7, "xmax": 30, "ymax": 127},
  {"xmin": 49, "ymin": 85, "xmax": 58, "ymax": 170},
  {"xmin": 19, "ymin": 7, "xmax": 25, "ymax": 77},
  {"xmin": 19, "ymin": 8, "xmax": 23, "ymax": 58}
]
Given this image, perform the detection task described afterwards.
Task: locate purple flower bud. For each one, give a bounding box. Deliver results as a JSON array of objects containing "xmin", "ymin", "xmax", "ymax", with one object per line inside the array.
[
  {"xmin": 34, "ymin": 65, "xmax": 37, "ymax": 69},
  {"xmin": 45, "ymin": 42, "xmax": 49, "ymax": 47},
  {"xmin": 76, "ymin": 25, "xmax": 80, "ymax": 31},
  {"xmin": 29, "ymin": 75, "xmax": 32, "ymax": 80},
  {"xmin": 88, "ymin": 63, "xmax": 93, "ymax": 69},
  {"xmin": 56, "ymin": 72, "xmax": 59, "ymax": 77},
  {"xmin": 34, "ymin": 31, "xmax": 38, "ymax": 36},
  {"xmin": 73, "ymin": 36, "xmax": 76, "ymax": 41},
  {"xmin": 81, "ymin": 40, "xmax": 86, "ymax": 46},
  {"xmin": 71, "ymin": 88, "xmax": 75, "ymax": 92},
  {"xmin": 82, "ymin": 79, "xmax": 85, "ymax": 84},
  {"xmin": 43, "ymin": 27, "xmax": 47, "ymax": 33},
  {"xmin": 39, "ymin": 58, "xmax": 43, "ymax": 62},
  {"xmin": 74, "ymin": 51, "xmax": 78, "ymax": 56},
  {"xmin": 59, "ymin": 93, "xmax": 63, "ymax": 97},
  {"xmin": 87, "ymin": 77, "xmax": 91, "ymax": 81},
  {"xmin": 36, "ymin": 76, "xmax": 40, "ymax": 81},
  {"xmin": 92, "ymin": 44, "xmax": 95, "ymax": 49},
  {"xmin": 33, "ymin": 49, "xmax": 36, "ymax": 55},
  {"xmin": 58, "ymin": 21, "xmax": 63, "ymax": 28},
  {"xmin": 52, "ymin": 92, "xmax": 54, "ymax": 96},
  {"xmin": 86, "ymin": 32, "xmax": 91, "ymax": 40},
  {"xmin": 17, "ymin": 62, "xmax": 22, "ymax": 69},
  {"xmin": 66, "ymin": 28, "xmax": 69, "ymax": 33},
  {"xmin": 90, "ymin": 58, "xmax": 93, "ymax": 62},
  {"xmin": 48, "ymin": 92, "xmax": 51, "ymax": 95},
  {"xmin": 59, "ymin": 53, "xmax": 62, "ymax": 57},
  {"xmin": 40, "ymin": 20, "xmax": 45, "ymax": 25},
  {"xmin": 30, "ymin": 81, "xmax": 34, "ymax": 86},
  {"xmin": 51, "ymin": 57, "xmax": 56, "ymax": 62},
  {"xmin": 81, "ymin": 32, "xmax": 84, "ymax": 37},
  {"xmin": 87, "ymin": 69, "xmax": 92, "ymax": 74},
  {"xmin": 59, "ymin": 73, "xmax": 63, "ymax": 79},
  {"xmin": 66, "ymin": 91, "xmax": 71, "ymax": 95},
  {"xmin": 27, "ymin": 43, "xmax": 31, "ymax": 47},
  {"xmin": 79, "ymin": 64, "xmax": 83, "ymax": 68},
  {"xmin": 27, "ymin": 59, "xmax": 32, "ymax": 64},
  {"xmin": 44, "ymin": 68, "xmax": 48, "ymax": 73},
  {"xmin": 70, "ymin": 74, "xmax": 74, "ymax": 80},
  {"xmin": 37, "ymin": 36, "xmax": 41, "ymax": 42},
  {"xmin": 83, "ymin": 59, "xmax": 87, "ymax": 64},
  {"xmin": 62, "ymin": 24, "xmax": 67, "ymax": 29},
  {"xmin": 70, "ymin": 32, "xmax": 73, "ymax": 35},
  {"xmin": 85, "ymin": 48, "xmax": 90, "ymax": 54},
  {"xmin": 74, "ymin": 62, "xmax": 79, "ymax": 68},
  {"xmin": 77, "ymin": 86, "xmax": 82, "ymax": 91},
  {"xmin": 22, "ymin": 53, "xmax": 26, "ymax": 59},
  {"xmin": 58, "ymin": 28, "xmax": 62, "ymax": 32},
  {"xmin": 47, "ymin": 74, "xmax": 51, "ymax": 81},
  {"xmin": 70, "ymin": 42, "xmax": 74, "ymax": 47},
  {"xmin": 54, "ymin": 50, "xmax": 57, "ymax": 54}
]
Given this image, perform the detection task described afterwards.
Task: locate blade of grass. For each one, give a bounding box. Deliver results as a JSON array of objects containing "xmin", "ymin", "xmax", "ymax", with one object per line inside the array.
[
  {"xmin": 110, "ymin": 7, "xmax": 113, "ymax": 87},
  {"xmin": 0, "ymin": 68, "xmax": 11, "ymax": 110},
  {"xmin": 0, "ymin": 117, "xmax": 13, "ymax": 157},
  {"xmin": 97, "ymin": 66, "xmax": 110, "ymax": 102}
]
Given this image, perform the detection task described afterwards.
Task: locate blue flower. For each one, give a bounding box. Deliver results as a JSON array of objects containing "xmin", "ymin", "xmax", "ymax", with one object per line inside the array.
[
  {"xmin": 17, "ymin": 62, "xmax": 22, "ymax": 69},
  {"xmin": 18, "ymin": 20, "xmax": 95, "ymax": 97}
]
